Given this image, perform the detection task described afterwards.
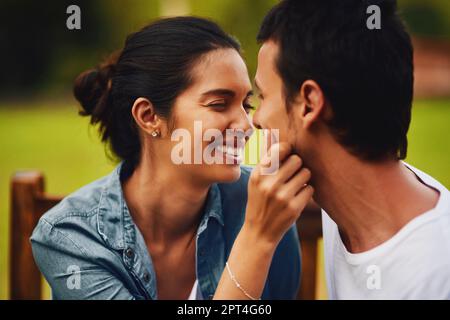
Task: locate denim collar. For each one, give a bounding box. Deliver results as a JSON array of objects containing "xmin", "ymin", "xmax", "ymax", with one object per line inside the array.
[{"xmin": 97, "ymin": 162, "xmax": 224, "ymax": 251}]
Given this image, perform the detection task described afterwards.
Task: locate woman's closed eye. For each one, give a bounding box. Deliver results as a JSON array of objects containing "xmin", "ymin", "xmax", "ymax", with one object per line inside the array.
[
  {"xmin": 205, "ymin": 99, "xmax": 227, "ymax": 109},
  {"xmin": 205, "ymin": 99, "xmax": 255, "ymax": 114}
]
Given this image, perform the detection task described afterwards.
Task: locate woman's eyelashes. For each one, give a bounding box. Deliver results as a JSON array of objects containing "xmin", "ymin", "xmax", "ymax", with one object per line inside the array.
[{"xmin": 206, "ymin": 100, "xmax": 227, "ymax": 108}]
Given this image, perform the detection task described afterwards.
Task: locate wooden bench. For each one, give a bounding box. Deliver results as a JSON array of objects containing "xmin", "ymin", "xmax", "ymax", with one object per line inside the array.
[{"xmin": 9, "ymin": 171, "xmax": 322, "ymax": 300}]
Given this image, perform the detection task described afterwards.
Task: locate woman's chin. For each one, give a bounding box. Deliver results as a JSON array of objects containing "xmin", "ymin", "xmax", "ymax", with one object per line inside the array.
[{"xmin": 212, "ymin": 164, "xmax": 242, "ymax": 183}]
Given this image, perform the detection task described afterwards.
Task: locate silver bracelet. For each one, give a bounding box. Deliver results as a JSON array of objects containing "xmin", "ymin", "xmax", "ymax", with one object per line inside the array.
[{"xmin": 225, "ymin": 262, "xmax": 261, "ymax": 300}]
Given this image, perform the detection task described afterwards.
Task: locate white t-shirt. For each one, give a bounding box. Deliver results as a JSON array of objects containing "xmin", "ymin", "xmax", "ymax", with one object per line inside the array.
[
  {"xmin": 187, "ymin": 280, "xmax": 203, "ymax": 300},
  {"xmin": 322, "ymin": 163, "xmax": 450, "ymax": 300}
]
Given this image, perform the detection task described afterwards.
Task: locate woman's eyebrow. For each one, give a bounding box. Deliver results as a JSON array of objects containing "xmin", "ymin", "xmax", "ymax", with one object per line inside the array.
[
  {"xmin": 201, "ymin": 88, "xmax": 236, "ymax": 98},
  {"xmin": 201, "ymin": 88, "xmax": 254, "ymax": 99}
]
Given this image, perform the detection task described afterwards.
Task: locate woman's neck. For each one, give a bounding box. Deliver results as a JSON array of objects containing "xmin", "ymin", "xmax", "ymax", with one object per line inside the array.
[{"xmin": 122, "ymin": 157, "xmax": 210, "ymax": 247}]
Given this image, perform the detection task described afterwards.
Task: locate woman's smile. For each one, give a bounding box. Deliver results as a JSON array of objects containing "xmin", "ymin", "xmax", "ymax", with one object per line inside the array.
[{"xmin": 215, "ymin": 144, "xmax": 245, "ymax": 165}]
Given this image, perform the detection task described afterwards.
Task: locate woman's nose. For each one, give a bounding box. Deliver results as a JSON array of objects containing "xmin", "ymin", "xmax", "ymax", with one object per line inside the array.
[
  {"xmin": 230, "ymin": 107, "xmax": 255, "ymax": 139},
  {"xmin": 252, "ymin": 107, "xmax": 262, "ymax": 130},
  {"xmin": 239, "ymin": 108, "xmax": 255, "ymax": 133}
]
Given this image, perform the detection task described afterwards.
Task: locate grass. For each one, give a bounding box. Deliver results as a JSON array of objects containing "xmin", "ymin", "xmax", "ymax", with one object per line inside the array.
[
  {"xmin": 406, "ymin": 100, "xmax": 450, "ymax": 184},
  {"xmin": 0, "ymin": 103, "xmax": 116, "ymax": 299},
  {"xmin": 0, "ymin": 99, "xmax": 449, "ymax": 299}
]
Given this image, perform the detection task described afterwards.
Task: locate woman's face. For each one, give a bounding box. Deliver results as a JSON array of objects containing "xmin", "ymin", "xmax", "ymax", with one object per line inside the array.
[{"xmin": 162, "ymin": 48, "xmax": 254, "ymax": 184}]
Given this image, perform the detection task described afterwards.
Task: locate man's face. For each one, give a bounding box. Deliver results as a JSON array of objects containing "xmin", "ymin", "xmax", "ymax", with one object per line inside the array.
[{"xmin": 253, "ymin": 40, "xmax": 299, "ymax": 151}]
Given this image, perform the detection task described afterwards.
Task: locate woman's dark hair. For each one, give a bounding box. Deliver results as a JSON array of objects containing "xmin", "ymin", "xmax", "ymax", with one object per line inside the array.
[
  {"xmin": 74, "ymin": 16, "xmax": 240, "ymax": 170},
  {"xmin": 258, "ymin": 0, "xmax": 413, "ymax": 162}
]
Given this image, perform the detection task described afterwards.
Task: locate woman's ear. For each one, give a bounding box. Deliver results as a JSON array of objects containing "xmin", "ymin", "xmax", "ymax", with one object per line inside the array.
[
  {"xmin": 299, "ymin": 80, "xmax": 325, "ymax": 130},
  {"xmin": 131, "ymin": 97, "xmax": 163, "ymax": 137}
]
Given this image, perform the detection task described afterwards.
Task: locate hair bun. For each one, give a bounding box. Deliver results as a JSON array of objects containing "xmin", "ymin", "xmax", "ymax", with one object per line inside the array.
[{"xmin": 73, "ymin": 52, "xmax": 119, "ymax": 117}]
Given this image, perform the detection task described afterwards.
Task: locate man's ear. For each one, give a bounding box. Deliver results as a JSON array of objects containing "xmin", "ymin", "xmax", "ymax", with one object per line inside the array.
[
  {"xmin": 131, "ymin": 97, "xmax": 163, "ymax": 136},
  {"xmin": 299, "ymin": 80, "xmax": 325, "ymax": 130}
]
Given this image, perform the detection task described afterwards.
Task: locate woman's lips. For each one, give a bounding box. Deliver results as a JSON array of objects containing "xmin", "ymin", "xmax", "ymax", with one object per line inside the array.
[{"xmin": 216, "ymin": 145, "xmax": 244, "ymax": 164}]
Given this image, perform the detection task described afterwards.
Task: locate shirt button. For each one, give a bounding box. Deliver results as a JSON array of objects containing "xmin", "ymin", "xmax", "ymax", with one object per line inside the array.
[
  {"xmin": 143, "ymin": 272, "xmax": 150, "ymax": 283},
  {"xmin": 125, "ymin": 248, "xmax": 135, "ymax": 259}
]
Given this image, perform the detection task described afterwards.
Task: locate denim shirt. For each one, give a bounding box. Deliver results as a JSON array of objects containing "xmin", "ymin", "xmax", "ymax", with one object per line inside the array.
[{"xmin": 30, "ymin": 163, "xmax": 301, "ymax": 300}]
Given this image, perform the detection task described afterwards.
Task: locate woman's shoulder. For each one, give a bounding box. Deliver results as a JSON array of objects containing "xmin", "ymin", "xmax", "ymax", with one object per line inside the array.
[
  {"xmin": 30, "ymin": 169, "xmax": 119, "ymax": 252},
  {"xmin": 38, "ymin": 174, "xmax": 110, "ymax": 226},
  {"xmin": 29, "ymin": 176, "xmax": 109, "ymax": 273}
]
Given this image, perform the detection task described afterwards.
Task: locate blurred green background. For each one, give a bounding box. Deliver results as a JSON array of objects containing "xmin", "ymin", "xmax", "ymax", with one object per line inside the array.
[{"xmin": 0, "ymin": 0, "xmax": 449, "ymax": 300}]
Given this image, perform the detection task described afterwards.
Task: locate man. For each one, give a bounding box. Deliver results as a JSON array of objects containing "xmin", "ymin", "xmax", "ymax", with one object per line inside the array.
[{"xmin": 253, "ymin": 0, "xmax": 450, "ymax": 299}]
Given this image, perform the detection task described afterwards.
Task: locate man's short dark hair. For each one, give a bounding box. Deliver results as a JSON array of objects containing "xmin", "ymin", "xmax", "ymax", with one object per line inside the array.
[{"xmin": 258, "ymin": 0, "xmax": 414, "ymax": 161}]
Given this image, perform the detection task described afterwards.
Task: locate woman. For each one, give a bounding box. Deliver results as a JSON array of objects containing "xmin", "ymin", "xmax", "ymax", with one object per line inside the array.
[{"xmin": 31, "ymin": 17, "xmax": 313, "ymax": 300}]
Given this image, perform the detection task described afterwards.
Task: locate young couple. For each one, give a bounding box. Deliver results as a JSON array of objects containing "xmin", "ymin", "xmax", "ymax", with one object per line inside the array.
[{"xmin": 31, "ymin": 0, "xmax": 450, "ymax": 300}]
